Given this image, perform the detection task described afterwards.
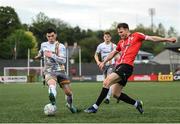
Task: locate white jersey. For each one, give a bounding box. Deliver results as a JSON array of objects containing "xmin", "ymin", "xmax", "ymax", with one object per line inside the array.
[
  {"xmin": 96, "ymin": 42, "xmax": 116, "ymax": 66},
  {"xmin": 39, "ymin": 41, "xmax": 66, "ymax": 73}
]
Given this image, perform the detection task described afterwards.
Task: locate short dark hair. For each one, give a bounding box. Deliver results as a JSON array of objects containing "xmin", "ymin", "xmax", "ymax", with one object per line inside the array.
[
  {"xmin": 117, "ymin": 23, "xmax": 129, "ymax": 30},
  {"xmin": 104, "ymin": 31, "xmax": 111, "ymax": 36},
  {"xmin": 46, "ymin": 28, "xmax": 57, "ymax": 34}
]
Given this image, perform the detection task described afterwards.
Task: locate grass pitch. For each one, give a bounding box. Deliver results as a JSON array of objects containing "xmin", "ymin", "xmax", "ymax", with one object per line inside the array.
[{"xmin": 0, "ymin": 82, "xmax": 180, "ymax": 123}]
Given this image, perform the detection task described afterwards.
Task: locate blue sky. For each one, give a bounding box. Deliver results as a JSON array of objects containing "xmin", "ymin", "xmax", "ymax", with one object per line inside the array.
[{"xmin": 1, "ymin": 0, "xmax": 180, "ymax": 34}]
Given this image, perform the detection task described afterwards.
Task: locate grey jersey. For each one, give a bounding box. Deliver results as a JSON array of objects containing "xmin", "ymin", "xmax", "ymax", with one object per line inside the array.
[
  {"xmin": 96, "ymin": 42, "xmax": 116, "ymax": 66},
  {"xmin": 39, "ymin": 41, "xmax": 66, "ymax": 73}
]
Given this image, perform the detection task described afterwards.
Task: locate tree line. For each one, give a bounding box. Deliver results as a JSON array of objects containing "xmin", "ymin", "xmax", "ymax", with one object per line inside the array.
[{"xmin": 0, "ymin": 6, "xmax": 179, "ymax": 62}]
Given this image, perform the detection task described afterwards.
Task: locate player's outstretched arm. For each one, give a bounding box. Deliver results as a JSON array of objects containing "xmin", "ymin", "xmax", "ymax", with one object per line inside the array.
[
  {"xmin": 34, "ymin": 49, "xmax": 43, "ymax": 60},
  {"xmin": 33, "ymin": 54, "xmax": 41, "ymax": 60},
  {"xmin": 99, "ymin": 50, "xmax": 118, "ymax": 70},
  {"xmin": 146, "ymin": 36, "xmax": 176, "ymax": 43},
  {"xmin": 94, "ymin": 52, "xmax": 101, "ymax": 66}
]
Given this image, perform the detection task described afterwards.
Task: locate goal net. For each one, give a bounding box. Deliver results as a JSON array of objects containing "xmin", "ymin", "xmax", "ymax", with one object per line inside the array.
[{"xmin": 4, "ymin": 67, "xmax": 43, "ymax": 82}]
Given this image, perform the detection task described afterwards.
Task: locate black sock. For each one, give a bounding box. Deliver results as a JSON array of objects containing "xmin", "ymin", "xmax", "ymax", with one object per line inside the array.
[
  {"xmin": 118, "ymin": 93, "xmax": 136, "ymax": 105},
  {"xmin": 95, "ymin": 87, "xmax": 109, "ymax": 106}
]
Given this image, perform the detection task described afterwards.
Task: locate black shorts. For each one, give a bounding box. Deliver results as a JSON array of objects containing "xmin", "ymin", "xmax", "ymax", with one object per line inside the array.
[
  {"xmin": 103, "ymin": 64, "xmax": 115, "ymax": 77},
  {"xmin": 114, "ymin": 64, "xmax": 133, "ymax": 86}
]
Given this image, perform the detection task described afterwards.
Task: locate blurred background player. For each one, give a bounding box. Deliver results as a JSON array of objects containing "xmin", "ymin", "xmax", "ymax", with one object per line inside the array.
[
  {"xmin": 37, "ymin": 28, "xmax": 78, "ymax": 113},
  {"xmin": 85, "ymin": 23, "xmax": 176, "ymax": 114},
  {"xmin": 94, "ymin": 31, "xmax": 117, "ymax": 104}
]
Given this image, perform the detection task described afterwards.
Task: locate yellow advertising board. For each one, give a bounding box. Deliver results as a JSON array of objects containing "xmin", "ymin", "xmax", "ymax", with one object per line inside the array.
[{"xmin": 158, "ymin": 74, "xmax": 173, "ymax": 82}]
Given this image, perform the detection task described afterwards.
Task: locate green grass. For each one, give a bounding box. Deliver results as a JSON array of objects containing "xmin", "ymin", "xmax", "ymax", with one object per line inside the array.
[{"xmin": 0, "ymin": 82, "xmax": 180, "ymax": 123}]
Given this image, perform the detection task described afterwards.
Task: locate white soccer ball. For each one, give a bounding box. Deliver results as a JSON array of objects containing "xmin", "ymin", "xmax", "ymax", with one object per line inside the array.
[{"xmin": 44, "ymin": 103, "xmax": 57, "ymax": 116}]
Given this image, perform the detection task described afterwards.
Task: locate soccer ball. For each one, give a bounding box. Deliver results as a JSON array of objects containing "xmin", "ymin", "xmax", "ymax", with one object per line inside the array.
[{"xmin": 44, "ymin": 103, "xmax": 57, "ymax": 116}]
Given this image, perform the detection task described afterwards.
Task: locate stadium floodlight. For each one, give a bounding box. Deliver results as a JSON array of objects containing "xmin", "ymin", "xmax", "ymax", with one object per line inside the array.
[{"xmin": 148, "ymin": 8, "xmax": 156, "ymax": 31}]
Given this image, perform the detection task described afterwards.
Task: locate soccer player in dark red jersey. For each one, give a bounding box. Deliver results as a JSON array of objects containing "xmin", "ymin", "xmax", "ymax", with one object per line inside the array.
[{"xmin": 84, "ymin": 23, "xmax": 176, "ymax": 114}]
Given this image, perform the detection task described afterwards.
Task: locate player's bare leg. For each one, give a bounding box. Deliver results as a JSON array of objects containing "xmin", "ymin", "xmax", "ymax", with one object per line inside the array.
[
  {"xmin": 46, "ymin": 77, "xmax": 57, "ymax": 105},
  {"xmin": 62, "ymin": 84, "xmax": 78, "ymax": 113}
]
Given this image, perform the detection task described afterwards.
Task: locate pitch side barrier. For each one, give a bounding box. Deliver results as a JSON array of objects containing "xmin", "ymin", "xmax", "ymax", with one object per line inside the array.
[
  {"xmin": 70, "ymin": 73, "xmax": 179, "ymax": 82},
  {"xmin": 70, "ymin": 75, "xmax": 97, "ymax": 82},
  {"xmin": 0, "ymin": 76, "xmax": 27, "ymax": 83},
  {"xmin": 0, "ymin": 74, "xmax": 179, "ymax": 83},
  {"xmin": 127, "ymin": 73, "xmax": 178, "ymax": 82}
]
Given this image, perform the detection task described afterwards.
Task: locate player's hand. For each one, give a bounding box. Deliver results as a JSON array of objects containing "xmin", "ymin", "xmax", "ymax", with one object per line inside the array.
[
  {"xmin": 168, "ymin": 37, "xmax": 176, "ymax": 43},
  {"xmin": 97, "ymin": 62, "xmax": 101, "ymax": 67},
  {"xmin": 99, "ymin": 62, "xmax": 105, "ymax": 71},
  {"xmin": 44, "ymin": 51, "xmax": 53, "ymax": 58},
  {"xmin": 33, "ymin": 55, "xmax": 40, "ymax": 60}
]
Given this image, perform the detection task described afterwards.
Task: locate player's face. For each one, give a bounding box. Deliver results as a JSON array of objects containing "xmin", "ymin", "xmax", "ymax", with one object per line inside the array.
[
  {"xmin": 46, "ymin": 32, "xmax": 57, "ymax": 43},
  {"xmin": 103, "ymin": 34, "xmax": 111, "ymax": 42},
  {"xmin": 117, "ymin": 28, "xmax": 129, "ymax": 40}
]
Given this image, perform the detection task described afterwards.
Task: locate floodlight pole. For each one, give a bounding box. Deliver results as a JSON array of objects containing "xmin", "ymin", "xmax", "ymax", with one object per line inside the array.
[
  {"xmin": 79, "ymin": 46, "xmax": 82, "ymax": 76},
  {"xmin": 148, "ymin": 8, "xmax": 155, "ymax": 31},
  {"xmin": 14, "ymin": 42, "xmax": 17, "ymax": 60},
  {"xmin": 66, "ymin": 48, "xmax": 69, "ymax": 76},
  {"xmin": 27, "ymin": 48, "xmax": 30, "ymax": 76},
  {"xmin": 40, "ymin": 59, "xmax": 43, "ymax": 76},
  {"xmin": 65, "ymin": 42, "xmax": 69, "ymax": 76}
]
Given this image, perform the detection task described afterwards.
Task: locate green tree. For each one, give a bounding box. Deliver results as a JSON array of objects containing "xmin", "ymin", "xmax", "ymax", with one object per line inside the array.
[
  {"xmin": 50, "ymin": 18, "xmax": 70, "ymax": 30},
  {"xmin": 29, "ymin": 12, "xmax": 56, "ymax": 48},
  {"xmin": 167, "ymin": 26, "xmax": 177, "ymax": 37},
  {"xmin": 57, "ymin": 26, "xmax": 95, "ymax": 46},
  {"xmin": 0, "ymin": 29, "xmax": 37, "ymax": 59},
  {"xmin": 58, "ymin": 27, "xmax": 74, "ymax": 45},
  {"xmin": 0, "ymin": 6, "xmax": 21, "ymax": 42},
  {"xmin": 110, "ymin": 21, "xmax": 118, "ymax": 30},
  {"xmin": 156, "ymin": 23, "xmax": 166, "ymax": 37},
  {"xmin": 30, "ymin": 12, "xmax": 97, "ymax": 50},
  {"xmin": 78, "ymin": 37, "xmax": 100, "ymax": 62}
]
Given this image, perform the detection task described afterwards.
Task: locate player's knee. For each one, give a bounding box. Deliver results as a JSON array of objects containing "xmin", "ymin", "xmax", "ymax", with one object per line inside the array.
[
  {"xmin": 63, "ymin": 84, "xmax": 72, "ymax": 95},
  {"xmin": 112, "ymin": 94, "xmax": 118, "ymax": 99},
  {"xmin": 103, "ymin": 78, "xmax": 111, "ymax": 88},
  {"xmin": 111, "ymin": 90, "xmax": 120, "ymax": 98},
  {"xmin": 47, "ymin": 79, "xmax": 56, "ymax": 85},
  {"xmin": 64, "ymin": 90, "xmax": 72, "ymax": 96}
]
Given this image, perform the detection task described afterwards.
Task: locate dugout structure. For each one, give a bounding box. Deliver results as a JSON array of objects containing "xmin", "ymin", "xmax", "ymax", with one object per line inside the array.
[{"xmin": 166, "ymin": 42, "xmax": 180, "ymax": 73}]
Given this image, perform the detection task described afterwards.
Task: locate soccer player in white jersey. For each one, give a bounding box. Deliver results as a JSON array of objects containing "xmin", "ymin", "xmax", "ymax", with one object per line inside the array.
[
  {"xmin": 94, "ymin": 32, "xmax": 117, "ymax": 104},
  {"xmin": 36, "ymin": 28, "xmax": 78, "ymax": 113}
]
